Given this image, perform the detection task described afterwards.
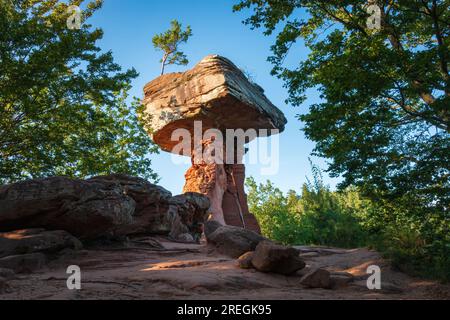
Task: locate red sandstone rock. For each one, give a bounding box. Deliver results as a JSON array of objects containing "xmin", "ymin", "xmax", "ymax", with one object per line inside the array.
[
  {"xmin": 0, "ymin": 176, "xmax": 135, "ymax": 239},
  {"xmin": 0, "ymin": 229, "xmax": 82, "ymax": 258},
  {"xmin": 0, "ymin": 175, "xmax": 209, "ymax": 241},
  {"xmin": 142, "ymin": 55, "xmax": 287, "ymax": 153},
  {"xmin": 142, "ymin": 55, "xmax": 287, "ymax": 233},
  {"xmin": 300, "ymin": 268, "xmax": 332, "ymax": 289},
  {"xmin": 251, "ymin": 241, "xmax": 305, "ymax": 275}
]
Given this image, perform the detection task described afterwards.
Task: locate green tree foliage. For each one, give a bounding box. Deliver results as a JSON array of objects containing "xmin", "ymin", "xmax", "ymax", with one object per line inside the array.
[
  {"xmin": 246, "ymin": 164, "xmax": 369, "ymax": 248},
  {"xmin": 246, "ymin": 166, "xmax": 449, "ymax": 281},
  {"xmin": 0, "ymin": 0, "xmax": 159, "ymax": 183},
  {"xmin": 235, "ymin": 0, "xmax": 449, "ymax": 281},
  {"xmin": 152, "ymin": 20, "xmax": 192, "ymax": 75}
]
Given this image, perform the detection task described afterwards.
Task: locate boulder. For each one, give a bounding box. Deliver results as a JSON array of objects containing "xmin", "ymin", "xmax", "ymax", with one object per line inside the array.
[
  {"xmin": 123, "ymin": 192, "xmax": 209, "ymax": 240},
  {"xmin": 300, "ymin": 268, "xmax": 332, "ymax": 289},
  {"xmin": 204, "ymin": 220, "xmax": 223, "ymax": 238},
  {"xmin": 300, "ymin": 252, "xmax": 320, "ymax": 258},
  {"xmin": 90, "ymin": 175, "xmax": 209, "ymax": 241},
  {"xmin": 237, "ymin": 251, "xmax": 254, "ymax": 269},
  {"xmin": 179, "ymin": 192, "xmax": 211, "ymax": 214},
  {"xmin": 295, "ymin": 266, "xmax": 312, "ymax": 278},
  {"xmin": 0, "ymin": 175, "xmax": 210, "ymax": 241},
  {"xmin": 143, "ymin": 55, "xmax": 287, "ymax": 154},
  {"xmin": 82, "ymin": 174, "xmax": 172, "ymax": 237},
  {"xmin": 0, "ymin": 177, "xmax": 135, "ymax": 239},
  {"xmin": 0, "ymin": 229, "xmax": 82, "ymax": 258},
  {"xmin": 206, "ymin": 223, "xmax": 266, "ymax": 258},
  {"xmin": 251, "ymin": 241, "xmax": 305, "ymax": 275},
  {"xmin": 0, "ymin": 253, "xmax": 46, "ymax": 273},
  {"xmin": 169, "ymin": 193, "xmax": 210, "ymax": 240}
]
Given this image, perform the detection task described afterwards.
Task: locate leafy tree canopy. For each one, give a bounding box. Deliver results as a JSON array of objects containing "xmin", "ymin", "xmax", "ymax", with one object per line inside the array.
[
  {"xmin": 0, "ymin": 0, "xmax": 159, "ymax": 183},
  {"xmin": 234, "ymin": 0, "xmax": 449, "ymax": 212},
  {"xmin": 246, "ymin": 171, "xmax": 450, "ymax": 281},
  {"xmin": 246, "ymin": 175, "xmax": 370, "ymax": 248},
  {"xmin": 236, "ymin": 1, "xmax": 449, "ymax": 280},
  {"xmin": 152, "ymin": 19, "xmax": 192, "ymax": 75}
]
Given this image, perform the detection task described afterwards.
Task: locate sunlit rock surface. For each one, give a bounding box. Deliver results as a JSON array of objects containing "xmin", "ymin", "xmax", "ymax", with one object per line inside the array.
[{"xmin": 143, "ymin": 54, "xmax": 287, "ymax": 153}]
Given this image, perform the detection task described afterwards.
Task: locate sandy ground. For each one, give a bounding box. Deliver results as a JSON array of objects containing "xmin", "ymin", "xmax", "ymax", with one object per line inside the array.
[{"xmin": 1, "ymin": 238, "xmax": 449, "ymax": 300}]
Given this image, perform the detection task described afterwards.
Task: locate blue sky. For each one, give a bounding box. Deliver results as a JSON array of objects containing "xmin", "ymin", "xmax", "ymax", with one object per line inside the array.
[{"xmin": 88, "ymin": 0, "xmax": 341, "ymax": 194}]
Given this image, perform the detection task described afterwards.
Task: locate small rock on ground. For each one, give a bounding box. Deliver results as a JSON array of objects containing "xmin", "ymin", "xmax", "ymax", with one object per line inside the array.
[
  {"xmin": 237, "ymin": 252, "xmax": 254, "ymax": 269},
  {"xmin": 251, "ymin": 241, "xmax": 306, "ymax": 275}
]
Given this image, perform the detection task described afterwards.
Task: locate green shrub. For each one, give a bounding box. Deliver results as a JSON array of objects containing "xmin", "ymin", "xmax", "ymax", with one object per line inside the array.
[{"xmin": 246, "ymin": 164, "xmax": 449, "ymax": 282}]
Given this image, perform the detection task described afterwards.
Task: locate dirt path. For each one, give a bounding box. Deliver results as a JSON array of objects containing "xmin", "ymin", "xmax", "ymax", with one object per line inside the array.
[{"xmin": 1, "ymin": 238, "xmax": 449, "ymax": 300}]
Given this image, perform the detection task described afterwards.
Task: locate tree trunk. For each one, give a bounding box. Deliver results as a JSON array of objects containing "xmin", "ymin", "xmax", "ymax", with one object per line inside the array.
[{"xmin": 161, "ymin": 54, "xmax": 168, "ymax": 75}]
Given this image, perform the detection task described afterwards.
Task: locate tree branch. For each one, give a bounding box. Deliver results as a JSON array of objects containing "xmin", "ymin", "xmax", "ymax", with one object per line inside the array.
[{"xmin": 430, "ymin": 0, "xmax": 449, "ymax": 95}]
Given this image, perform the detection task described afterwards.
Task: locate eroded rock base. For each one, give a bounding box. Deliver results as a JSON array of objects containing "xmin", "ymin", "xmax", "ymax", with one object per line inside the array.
[{"xmin": 184, "ymin": 162, "xmax": 260, "ymax": 233}]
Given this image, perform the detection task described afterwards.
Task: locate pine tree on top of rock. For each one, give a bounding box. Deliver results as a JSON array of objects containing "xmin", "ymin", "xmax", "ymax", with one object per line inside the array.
[{"xmin": 152, "ymin": 20, "xmax": 192, "ymax": 75}]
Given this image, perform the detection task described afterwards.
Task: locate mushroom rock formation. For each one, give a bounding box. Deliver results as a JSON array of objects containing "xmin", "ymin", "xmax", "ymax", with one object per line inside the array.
[{"xmin": 142, "ymin": 55, "xmax": 287, "ymax": 234}]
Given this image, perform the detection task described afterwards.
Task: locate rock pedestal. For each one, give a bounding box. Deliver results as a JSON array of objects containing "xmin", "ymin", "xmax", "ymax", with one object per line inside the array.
[
  {"xmin": 184, "ymin": 160, "xmax": 260, "ymax": 233},
  {"xmin": 142, "ymin": 55, "xmax": 287, "ymax": 234}
]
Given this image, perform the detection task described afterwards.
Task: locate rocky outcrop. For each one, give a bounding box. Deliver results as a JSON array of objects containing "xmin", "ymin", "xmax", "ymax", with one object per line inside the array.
[
  {"xmin": 142, "ymin": 55, "xmax": 286, "ymax": 233},
  {"xmin": 90, "ymin": 175, "xmax": 210, "ymax": 242},
  {"xmin": 205, "ymin": 221, "xmax": 266, "ymax": 258},
  {"xmin": 251, "ymin": 241, "xmax": 305, "ymax": 275},
  {"xmin": 329, "ymin": 272, "xmax": 354, "ymax": 289},
  {"xmin": 221, "ymin": 164, "xmax": 261, "ymax": 234},
  {"xmin": 88, "ymin": 174, "xmax": 172, "ymax": 215},
  {"xmin": 0, "ymin": 175, "xmax": 210, "ymax": 242},
  {"xmin": 299, "ymin": 269, "xmax": 354, "ymax": 290},
  {"xmin": 0, "ymin": 176, "xmax": 135, "ymax": 239}
]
